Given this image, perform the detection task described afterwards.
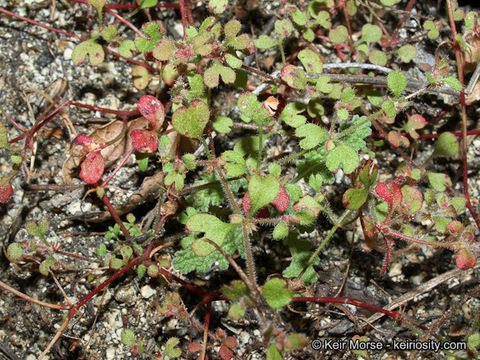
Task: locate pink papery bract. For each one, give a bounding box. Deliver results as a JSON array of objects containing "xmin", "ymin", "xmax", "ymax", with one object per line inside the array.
[
  {"xmin": 79, "ymin": 151, "xmax": 105, "ymax": 184},
  {"xmin": 137, "ymin": 95, "xmax": 165, "ymax": 130},
  {"xmin": 131, "ymin": 129, "xmax": 158, "ymax": 153}
]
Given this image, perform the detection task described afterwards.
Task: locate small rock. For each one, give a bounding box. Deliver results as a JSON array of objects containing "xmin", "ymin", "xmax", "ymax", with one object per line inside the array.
[
  {"xmin": 140, "ymin": 285, "xmax": 155, "ymax": 299},
  {"xmin": 388, "ymin": 262, "xmax": 402, "ymax": 277}
]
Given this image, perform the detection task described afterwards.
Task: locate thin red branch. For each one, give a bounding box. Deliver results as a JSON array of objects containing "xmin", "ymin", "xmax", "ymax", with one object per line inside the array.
[
  {"xmin": 292, "ymin": 297, "xmax": 400, "ymax": 322},
  {"xmin": 389, "ymin": 0, "xmax": 416, "ymax": 49},
  {"xmin": 446, "ymin": 0, "xmax": 480, "ymax": 231}
]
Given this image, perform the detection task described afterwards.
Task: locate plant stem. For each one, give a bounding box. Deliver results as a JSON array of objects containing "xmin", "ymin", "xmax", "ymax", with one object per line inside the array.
[
  {"xmin": 102, "ymin": 194, "xmax": 131, "ymax": 239},
  {"xmin": 297, "ymin": 209, "xmax": 352, "ymax": 280},
  {"xmin": 256, "ymin": 121, "xmax": 263, "ymax": 172},
  {"xmin": 242, "ymin": 221, "xmax": 257, "ymax": 287},
  {"xmin": 446, "ymin": 0, "xmax": 480, "ymax": 231},
  {"xmin": 278, "ymin": 39, "xmax": 286, "ymax": 65}
]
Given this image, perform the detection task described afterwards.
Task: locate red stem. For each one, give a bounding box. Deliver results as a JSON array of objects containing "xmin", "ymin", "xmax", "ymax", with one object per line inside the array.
[
  {"xmin": 0, "ymin": 7, "xmax": 82, "ymax": 40},
  {"xmin": 0, "ymin": 7, "xmax": 155, "ymax": 71},
  {"xmin": 69, "ymin": 256, "xmax": 142, "ymax": 318},
  {"xmin": 292, "ymin": 297, "xmax": 400, "ymax": 321},
  {"xmin": 389, "ymin": 0, "xmax": 416, "ymax": 49},
  {"xmin": 446, "ymin": 0, "xmax": 480, "ymax": 231},
  {"xmin": 68, "ymin": 0, "xmax": 180, "ymax": 9},
  {"xmin": 102, "ymin": 194, "xmax": 131, "ymax": 239},
  {"xmin": 100, "ymin": 147, "xmax": 135, "ymax": 188},
  {"xmin": 179, "ymin": 0, "xmax": 188, "ymax": 40},
  {"xmin": 370, "ymin": 129, "xmax": 480, "ymax": 139}
]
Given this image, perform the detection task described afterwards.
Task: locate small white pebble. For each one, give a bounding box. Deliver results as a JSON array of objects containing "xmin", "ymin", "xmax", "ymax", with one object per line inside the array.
[
  {"xmin": 388, "ymin": 262, "xmax": 402, "ymax": 277},
  {"xmin": 141, "ymin": 285, "xmax": 155, "ymax": 299}
]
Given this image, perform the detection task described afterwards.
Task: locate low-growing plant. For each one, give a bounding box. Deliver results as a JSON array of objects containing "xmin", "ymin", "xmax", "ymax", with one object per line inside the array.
[{"xmin": 1, "ymin": 0, "xmax": 480, "ymax": 359}]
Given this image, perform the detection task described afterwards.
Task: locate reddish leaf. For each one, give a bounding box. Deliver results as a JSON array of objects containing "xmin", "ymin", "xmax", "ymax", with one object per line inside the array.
[
  {"xmin": 456, "ymin": 249, "xmax": 476, "ymax": 270},
  {"xmin": 79, "ymin": 151, "xmax": 105, "ymax": 184},
  {"xmin": 131, "ymin": 129, "xmax": 158, "ymax": 153},
  {"xmin": 270, "ymin": 185, "xmax": 290, "ymax": 213},
  {"xmin": 242, "ymin": 191, "xmax": 275, "ymax": 217},
  {"xmin": 242, "ymin": 191, "xmax": 251, "ymax": 216},
  {"xmin": 0, "ymin": 177, "xmax": 13, "ymax": 203},
  {"xmin": 137, "ymin": 95, "xmax": 165, "ymax": 130},
  {"xmin": 188, "ymin": 342, "xmax": 202, "ymax": 353},
  {"xmin": 223, "ymin": 337, "xmax": 238, "ymax": 349},
  {"xmin": 375, "ymin": 182, "xmax": 402, "ymax": 207},
  {"xmin": 361, "ymin": 215, "xmax": 378, "ymax": 250},
  {"xmin": 72, "ymin": 134, "xmax": 101, "ymax": 153},
  {"xmin": 219, "ymin": 345, "xmax": 234, "ymax": 360}
]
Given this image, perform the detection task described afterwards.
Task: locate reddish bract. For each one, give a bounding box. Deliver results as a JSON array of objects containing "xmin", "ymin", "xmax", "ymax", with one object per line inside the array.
[
  {"xmin": 137, "ymin": 95, "xmax": 165, "ymax": 130},
  {"xmin": 72, "ymin": 134, "xmax": 102, "ymax": 153},
  {"xmin": 270, "ymin": 185, "xmax": 290, "ymax": 213},
  {"xmin": 79, "ymin": 151, "xmax": 105, "ymax": 184},
  {"xmin": 456, "ymin": 249, "xmax": 476, "ymax": 270},
  {"xmin": 242, "ymin": 185, "xmax": 289, "ymax": 217},
  {"xmin": 0, "ymin": 179, "xmax": 13, "ymax": 203},
  {"xmin": 131, "ymin": 129, "xmax": 158, "ymax": 153},
  {"xmin": 375, "ymin": 182, "xmax": 402, "ymax": 207}
]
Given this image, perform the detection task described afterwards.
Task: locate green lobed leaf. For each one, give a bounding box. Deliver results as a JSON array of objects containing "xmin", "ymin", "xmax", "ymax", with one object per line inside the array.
[
  {"xmin": 7, "ymin": 243, "xmax": 23, "ymax": 260},
  {"xmin": 297, "ymin": 49, "xmax": 323, "ymax": 73},
  {"xmin": 315, "ymin": 11, "xmax": 331, "ymax": 29},
  {"xmin": 222, "ymin": 280, "xmax": 250, "ymax": 300},
  {"xmin": 273, "ymin": 222, "xmax": 288, "ymax": 240},
  {"xmin": 173, "ymin": 227, "xmax": 243, "ymax": 274},
  {"xmin": 138, "ymin": 0, "xmax": 158, "ymax": 9},
  {"xmin": 172, "ymin": 100, "xmax": 209, "ymax": 139},
  {"xmin": 213, "ymin": 116, "xmax": 233, "ymax": 133},
  {"xmin": 342, "ymin": 188, "xmax": 368, "ymax": 210},
  {"xmin": 329, "ymin": 25, "xmax": 348, "ymax": 44},
  {"xmin": 254, "ymin": 35, "xmax": 277, "ymax": 49},
  {"xmin": 282, "ymin": 238, "xmax": 318, "ymax": 285},
  {"xmin": 361, "ymin": 24, "xmax": 382, "ymax": 43},
  {"xmin": 221, "ymin": 150, "xmax": 246, "ymax": 177},
  {"xmin": 131, "ymin": 66, "xmax": 150, "ymax": 90},
  {"xmin": 0, "ymin": 121, "xmax": 10, "ymax": 150},
  {"xmin": 326, "ymin": 143, "xmax": 359, "ymax": 174},
  {"xmin": 369, "ymin": 49, "xmax": 387, "ymax": 66},
  {"xmin": 292, "ymin": 11, "xmax": 307, "ymax": 26},
  {"xmin": 281, "ymin": 64, "xmax": 307, "ymax": 90},
  {"xmin": 237, "ymin": 92, "xmax": 269, "ymax": 124},
  {"xmin": 427, "ymin": 172, "xmax": 452, "ymax": 192},
  {"xmin": 152, "ymin": 39, "xmax": 175, "ymax": 61},
  {"xmin": 424, "ymin": 20, "xmax": 439, "ymax": 39},
  {"xmin": 401, "ymin": 185, "xmax": 423, "ymax": 213},
  {"xmin": 397, "ymin": 44, "xmax": 417, "ymax": 63},
  {"xmin": 433, "ymin": 132, "xmax": 459, "ymax": 157},
  {"xmin": 387, "ymin": 70, "xmax": 407, "ymax": 97},
  {"xmin": 262, "ymin": 278, "xmax": 292, "ymax": 309},
  {"xmin": 186, "ymin": 214, "xmax": 233, "ymax": 246},
  {"xmin": 164, "ymin": 337, "xmax": 182, "ymax": 358},
  {"xmin": 208, "ymin": 0, "xmax": 228, "ymax": 14},
  {"xmin": 316, "ymin": 76, "xmax": 333, "ymax": 93},
  {"xmin": 72, "ymin": 39, "xmax": 105, "ymax": 66},
  {"xmin": 225, "ymin": 53, "xmax": 242, "ymax": 68},
  {"xmin": 266, "ymin": 344, "xmax": 282, "ymax": 360},
  {"xmin": 274, "ymin": 19, "xmax": 293, "ymax": 38},
  {"xmin": 204, "ymin": 61, "xmax": 236, "ymax": 88},
  {"xmin": 439, "ymin": 76, "xmax": 463, "ymax": 91},
  {"xmin": 101, "ymin": 24, "xmax": 117, "ymax": 41},
  {"xmin": 121, "ymin": 329, "xmax": 135, "ymax": 346},
  {"xmin": 118, "ymin": 40, "xmax": 135, "ymax": 58},
  {"xmin": 382, "ymin": 99, "xmax": 396, "ymax": 118},
  {"xmin": 248, "ymin": 174, "xmax": 280, "ymax": 216},
  {"xmin": 279, "ymin": 102, "xmax": 306, "ymax": 128},
  {"xmin": 295, "ymin": 124, "xmax": 328, "ymax": 150}
]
